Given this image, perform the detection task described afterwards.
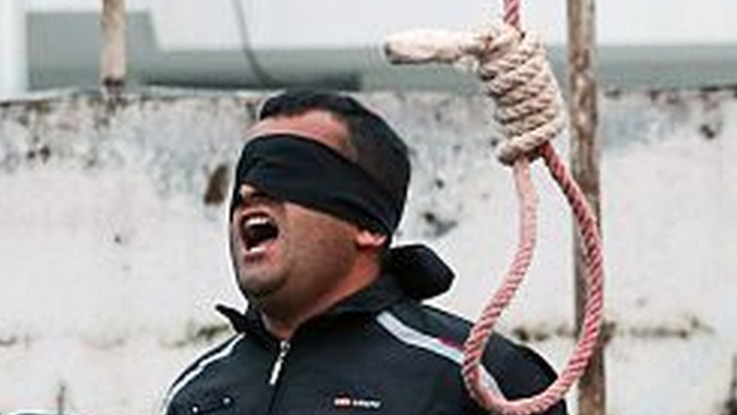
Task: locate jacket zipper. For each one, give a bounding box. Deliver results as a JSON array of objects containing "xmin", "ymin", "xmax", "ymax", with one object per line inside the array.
[{"xmin": 268, "ymin": 340, "xmax": 290, "ymax": 386}]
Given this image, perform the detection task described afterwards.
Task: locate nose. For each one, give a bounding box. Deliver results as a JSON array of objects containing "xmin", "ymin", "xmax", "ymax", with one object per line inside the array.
[{"xmin": 233, "ymin": 183, "xmax": 283, "ymax": 211}]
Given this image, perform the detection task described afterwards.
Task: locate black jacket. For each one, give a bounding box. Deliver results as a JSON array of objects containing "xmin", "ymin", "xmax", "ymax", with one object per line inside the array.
[{"xmin": 162, "ymin": 251, "xmax": 567, "ymax": 415}]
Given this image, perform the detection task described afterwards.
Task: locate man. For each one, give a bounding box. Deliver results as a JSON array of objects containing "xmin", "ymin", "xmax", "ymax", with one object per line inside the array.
[{"xmin": 162, "ymin": 90, "xmax": 566, "ymax": 415}]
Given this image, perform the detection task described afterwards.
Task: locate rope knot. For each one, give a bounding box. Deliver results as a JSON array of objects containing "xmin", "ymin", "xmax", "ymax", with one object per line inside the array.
[{"xmin": 385, "ymin": 24, "xmax": 565, "ymax": 166}]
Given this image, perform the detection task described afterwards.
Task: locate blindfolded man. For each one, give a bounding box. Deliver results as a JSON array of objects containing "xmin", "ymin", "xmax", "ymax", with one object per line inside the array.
[{"xmin": 162, "ymin": 90, "xmax": 566, "ymax": 415}]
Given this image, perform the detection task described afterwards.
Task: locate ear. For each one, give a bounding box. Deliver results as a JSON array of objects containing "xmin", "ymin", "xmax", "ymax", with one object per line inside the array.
[{"xmin": 355, "ymin": 229, "xmax": 387, "ymax": 250}]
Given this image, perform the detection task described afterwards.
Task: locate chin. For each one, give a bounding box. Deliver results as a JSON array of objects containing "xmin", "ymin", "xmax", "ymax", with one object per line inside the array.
[{"xmin": 238, "ymin": 273, "xmax": 283, "ymax": 301}]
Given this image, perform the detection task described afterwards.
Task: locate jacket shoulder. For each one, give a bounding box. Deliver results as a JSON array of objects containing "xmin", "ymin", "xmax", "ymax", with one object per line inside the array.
[
  {"xmin": 388, "ymin": 301, "xmax": 567, "ymax": 415},
  {"xmin": 161, "ymin": 334, "xmax": 245, "ymax": 415}
]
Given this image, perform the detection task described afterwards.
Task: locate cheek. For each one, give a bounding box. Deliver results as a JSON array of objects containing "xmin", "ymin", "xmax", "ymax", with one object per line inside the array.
[
  {"xmin": 288, "ymin": 211, "xmax": 357, "ymax": 259},
  {"xmin": 314, "ymin": 224, "xmax": 357, "ymax": 270}
]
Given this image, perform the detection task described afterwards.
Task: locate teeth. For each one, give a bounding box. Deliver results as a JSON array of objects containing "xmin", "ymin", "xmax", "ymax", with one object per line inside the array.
[
  {"xmin": 245, "ymin": 215, "xmax": 271, "ymax": 227},
  {"xmin": 247, "ymin": 245, "xmax": 267, "ymax": 254}
]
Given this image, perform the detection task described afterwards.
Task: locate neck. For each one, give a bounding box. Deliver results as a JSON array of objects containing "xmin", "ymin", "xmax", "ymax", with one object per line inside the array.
[{"xmin": 259, "ymin": 254, "xmax": 382, "ymax": 340}]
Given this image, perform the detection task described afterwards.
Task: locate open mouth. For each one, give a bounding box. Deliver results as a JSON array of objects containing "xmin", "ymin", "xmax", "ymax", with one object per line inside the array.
[{"xmin": 240, "ymin": 214, "xmax": 280, "ymax": 254}]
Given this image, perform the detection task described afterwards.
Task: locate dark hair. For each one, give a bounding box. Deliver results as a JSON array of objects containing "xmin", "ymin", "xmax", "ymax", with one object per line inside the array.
[{"xmin": 258, "ymin": 90, "xmax": 411, "ymax": 218}]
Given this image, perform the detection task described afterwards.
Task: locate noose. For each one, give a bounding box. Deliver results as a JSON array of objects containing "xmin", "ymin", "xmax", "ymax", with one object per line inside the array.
[{"xmin": 385, "ymin": 1, "xmax": 604, "ymax": 414}]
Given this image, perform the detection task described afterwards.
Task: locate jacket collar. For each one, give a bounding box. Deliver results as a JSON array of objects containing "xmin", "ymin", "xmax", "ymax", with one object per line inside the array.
[{"xmin": 216, "ymin": 273, "xmax": 406, "ymax": 338}]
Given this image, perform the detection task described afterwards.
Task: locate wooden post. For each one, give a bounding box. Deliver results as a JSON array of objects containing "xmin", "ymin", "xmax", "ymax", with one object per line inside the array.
[
  {"xmin": 100, "ymin": 0, "xmax": 126, "ymax": 92},
  {"xmin": 566, "ymin": 1, "xmax": 606, "ymax": 415}
]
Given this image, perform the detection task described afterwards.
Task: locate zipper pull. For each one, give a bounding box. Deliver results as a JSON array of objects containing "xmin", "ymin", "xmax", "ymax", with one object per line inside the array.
[{"xmin": 269, "ymin": 340, "xmax": 290, "ymax": 386}]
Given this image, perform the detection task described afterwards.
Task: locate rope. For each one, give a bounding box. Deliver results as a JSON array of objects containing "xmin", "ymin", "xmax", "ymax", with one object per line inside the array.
[
  {"xmin": 385, "ymin": 3, "xmax": 605, "ymax": 414},
  {"xmin": 463, "ymin": 140, "xmax": 604, "ymax": 415},
  {"xmin": 385, "ymin": 25, "xmax": 564, "ymax": 166},
  {"xmin": 504, "ymin": 0, "xmax": 521, "ymax": 30}
]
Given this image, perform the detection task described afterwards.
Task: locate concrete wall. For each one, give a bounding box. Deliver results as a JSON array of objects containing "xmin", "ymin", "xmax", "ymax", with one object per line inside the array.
[{"xmin": 1, "ymin": 87, "xmax": 736, "ymax": 415}]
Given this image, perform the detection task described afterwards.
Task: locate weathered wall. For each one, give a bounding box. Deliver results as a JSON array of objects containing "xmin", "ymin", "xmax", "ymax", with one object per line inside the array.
[{"xmin": 1, "ymin": 88, "xmax": 736, "ymax": 415}]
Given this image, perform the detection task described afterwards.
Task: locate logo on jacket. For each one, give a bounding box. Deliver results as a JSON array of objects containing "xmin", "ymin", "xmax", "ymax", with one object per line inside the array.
[{"xmin": 333, "ymin": 395, "xmax": 382, "ymax": 410}]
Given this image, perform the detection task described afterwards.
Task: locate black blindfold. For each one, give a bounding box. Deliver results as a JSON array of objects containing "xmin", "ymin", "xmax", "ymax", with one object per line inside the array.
[{"xmin": 232, "ymin": 134, "xmax": 403, "ymax": 234}]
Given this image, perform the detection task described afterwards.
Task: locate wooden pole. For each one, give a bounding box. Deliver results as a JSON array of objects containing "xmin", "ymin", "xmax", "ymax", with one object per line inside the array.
[
  {"xmin": 100, "ymin": 0, "xmax": 126, "ymax": 92},
  {"xmin": 566, "ymin": 1, "xmax": 605, "ymax": 415}
]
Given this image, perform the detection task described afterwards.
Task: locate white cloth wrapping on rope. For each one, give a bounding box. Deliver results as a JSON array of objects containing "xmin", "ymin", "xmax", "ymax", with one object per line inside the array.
[{"xmin": 385, "ymin": 24, "xmax": 565, "ymax": 165}]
